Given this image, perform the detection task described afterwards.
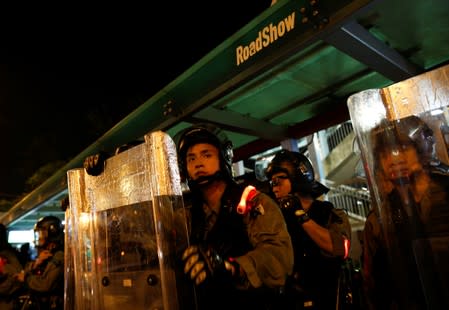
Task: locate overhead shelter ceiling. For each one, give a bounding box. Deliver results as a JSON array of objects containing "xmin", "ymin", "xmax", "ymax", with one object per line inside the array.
[{"xmin": 3, "ymin": 0, "xmax": 449, "ymax": 230}]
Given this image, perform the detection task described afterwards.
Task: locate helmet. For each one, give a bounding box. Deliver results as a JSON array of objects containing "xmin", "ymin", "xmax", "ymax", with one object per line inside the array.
[
  {"xmin": 174, "ymin": 123, "xmax": 234, "ymax": 185},
  {"xmin": 266, "ymin": 150, "xmax": 329, "ymax": 198},
  {"xmin": 395, "ymin": 115, "xmax": 435, "ymax": 159},
  {"xmin": 266, "ymin": 150, "xmax": 314, "ymax": 183},
  {"xmin": 372, "ymin": 118, "xmax": 419, "ymax": 160},
  {"xmin": 34, "ymin": 215, "xmax": 64, "ymax": 248}
]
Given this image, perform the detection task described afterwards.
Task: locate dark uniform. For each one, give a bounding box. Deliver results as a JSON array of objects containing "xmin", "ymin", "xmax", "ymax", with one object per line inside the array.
[
  {"xmin": 284, "ymin": 197, "xmax": 350, "ymax": 309},
  {"xmin": 363, "ymin": 208, "xmax": 397, "ymax": 309},
  {"xmin": 364, "ymin": 117, "xmax": 449, "ymax": 309},
  {"xmin": 266, "ymin": 150, "xmax": 351, "ymax": 310}
]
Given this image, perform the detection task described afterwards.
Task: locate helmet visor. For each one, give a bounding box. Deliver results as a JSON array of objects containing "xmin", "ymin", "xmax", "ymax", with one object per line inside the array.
[{"xmin": 34, "ymin": 229, "xmax": 48, "ymax": 247}]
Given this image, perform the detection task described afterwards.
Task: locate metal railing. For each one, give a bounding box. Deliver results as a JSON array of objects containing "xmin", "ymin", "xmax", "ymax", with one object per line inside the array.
[
  {"xmin": 326, "ymin": 181, "xmax": 371, "ymax": 221},
  {"xmin": 326, "ymin": 122, "xmax": 354, "ymax": 152}
]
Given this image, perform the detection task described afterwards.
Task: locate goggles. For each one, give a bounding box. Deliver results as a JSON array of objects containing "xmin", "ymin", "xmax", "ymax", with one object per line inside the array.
[{"xmin": 270, "ymin": 175, "xmax": 289, "ymax": 187}]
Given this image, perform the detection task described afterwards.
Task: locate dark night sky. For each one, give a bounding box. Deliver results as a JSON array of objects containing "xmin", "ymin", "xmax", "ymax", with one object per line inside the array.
[{"xmin": 0, "ymin": 2, "xmax": 271, "ymax": 198}]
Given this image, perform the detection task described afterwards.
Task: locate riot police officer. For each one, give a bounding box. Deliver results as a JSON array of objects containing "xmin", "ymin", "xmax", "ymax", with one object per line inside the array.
[
  {"xmin": 175, "ymin": 123, "xmax": 294, "ymax": 310},
  {"xmin": 364, "ymin": 118, "xmax": 449, "ymax": 309},
  {"xmin": 16, "ymin": 215, "xmax": 64, "ymax": 309},
  {"xmin": 265, "ymin": 150, "xmax": 351, "ymax": 309},
  {"xmin": 395, "ymin": 115, "xmax": 449, "ymax": 176}
]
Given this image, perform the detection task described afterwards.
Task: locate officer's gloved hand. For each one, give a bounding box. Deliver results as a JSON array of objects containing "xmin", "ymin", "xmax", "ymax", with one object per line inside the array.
[
  {"xmin": 278, "ymin": 195, "xmax": 310, "ymax": 224},
  {"xmin": 83, "ymin": 151, "xmax": 110, "ymax": 176},
  {"xmin": 278, "ymin": 194, "xmax": 302, "ymax": 210},
  {"xmin": 182, "ymin": 245, "xmax": 238, "ymax": 286}
]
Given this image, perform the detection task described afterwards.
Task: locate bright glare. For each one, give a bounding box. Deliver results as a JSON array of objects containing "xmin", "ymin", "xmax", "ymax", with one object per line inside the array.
[
  {"xmin": 8, "ymin": 229, "xmax": 34, "ymax": 244},
  {"xmin": 80, "ymin": 212, "xmax": 90, "ymax": 228},
  {"xmin": 430, "ymin": 108, "xmax": 443, "ymax": 116},
  {"xmin": 347, "ymin": 89, "xmax": 386, "ymax": 133}
]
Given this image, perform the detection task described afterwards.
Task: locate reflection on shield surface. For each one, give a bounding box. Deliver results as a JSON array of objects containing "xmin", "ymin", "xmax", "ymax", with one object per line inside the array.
[
  {"xmin": 66, "ymin": 131, "xmax": 194, "ymax": 310},
  {"xmin": 348, "ymin": 64, "xmax": 449, "ymax": 309}
]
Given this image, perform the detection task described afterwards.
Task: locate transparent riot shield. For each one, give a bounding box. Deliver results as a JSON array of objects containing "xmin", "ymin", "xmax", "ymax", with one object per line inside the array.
[
  {"xmin": 348, "ymin": 64, "xmax": 449, "ymax": 309},
  {"xmin": 64, "ymin": 203, "xmax": 76, "ymax": 310},
  {"xmin": 66, "ymin": 131, "xmax": 195, "ymax": 310}
]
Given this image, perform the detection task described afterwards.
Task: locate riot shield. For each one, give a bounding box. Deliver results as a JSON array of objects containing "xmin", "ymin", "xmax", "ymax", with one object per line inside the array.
[
  {"xmin": 348, "ymin": 64, "xmax": 449, "ymax": 309},
  {"xmin": 66, "ymin": 131, "xmax": 195, "ymax": 310},
  {"xmin": 64, "ymin": 203, "xmax": 76, "ymax": 310}
]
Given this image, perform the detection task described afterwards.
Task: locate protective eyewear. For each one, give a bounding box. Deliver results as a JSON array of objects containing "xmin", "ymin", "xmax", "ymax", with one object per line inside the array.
[{"xmin": 270, "ymin": 175, "xmax": 289, "ymax": 187}]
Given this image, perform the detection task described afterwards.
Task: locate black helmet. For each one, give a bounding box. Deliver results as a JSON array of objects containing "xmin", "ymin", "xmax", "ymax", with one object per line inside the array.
[
  {"xmin": 266, "ymin": 150, "xmax": 329, "ymax": 198},
  {"xmin": 396, "ymin": 115, "xmax": 433, "ymax": 139},
  {"xmin": 34, "ymin": 215, "xmax": 64, "ymax": 247},
  {"xmin": 396, "ymin": 115, "xmax": 435, "ymax": 159},
  {"xmin": 372, "ymin": 119, "xmax": 418, "ymax": 159},
  {"xmin": 174, "ymin": 123, "xmax": 234, "ymax": 185}
]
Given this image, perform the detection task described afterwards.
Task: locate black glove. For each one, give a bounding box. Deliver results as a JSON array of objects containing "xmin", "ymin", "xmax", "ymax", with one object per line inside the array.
[
  {"xmin": 182, "ymin": 245, "xmax": 238, "ymax": 286},
  {"xmin": 83, "ymin": 151, "xmax": 110, "ymax": 176},
  {"xmin": 278, "ymin": 195, "xmax": 310, "ymax": 224},
  {"xmin": 278, "ymin": 194, "xmax": 301, "ymax": 210}
]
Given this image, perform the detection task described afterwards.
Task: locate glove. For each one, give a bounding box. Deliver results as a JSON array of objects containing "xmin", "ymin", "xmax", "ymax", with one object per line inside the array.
[
  {"xmin": 83, "ymin": 151, "xmax": 110, "ymax": 176},
  {"xmin": 277, "ymin": 194, "xmax": 301, "ymax": 210},
  {"xmin": 278, "ymin": 195, "xmax": 310, "ymax": 224},
  {"xmin": 182, "ymin": 245, "xmax": 238, "ymax": 286}
]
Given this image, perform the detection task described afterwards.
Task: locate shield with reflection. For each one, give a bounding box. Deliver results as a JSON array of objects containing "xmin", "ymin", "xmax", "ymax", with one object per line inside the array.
[
  {"xmin": 66, "ymin": 131, "xmax": 194, "ymax": 310},
  {"xmin": 348, "ymin": 64, "xmax": 449, "ymax": 309}
]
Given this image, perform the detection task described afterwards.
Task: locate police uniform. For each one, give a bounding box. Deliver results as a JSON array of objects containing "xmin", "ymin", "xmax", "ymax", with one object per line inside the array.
[
  {"xmin": 363, "ymin": 209, "xmax": 396, "ymax": 309},
  {"xmin": 21, "ymin": 248, "xmax": 64, "ymax": 309},
  {"xmin": 266, "ymin": 150, "xmax": 351, "ymax": 309},
  {"xmin": 18, "ymin": 216, "xmax": 65, "ymax": 310},
  {"xmin": 283, "ymin": 195, "xmax": 350, "ymax": 309},
  {"xmin": 185, "ymin": 180, "xmax": 293, "ymax": 310},
  {"xmin": 176, "ymin": 123, "xmax": 294, "ymax": 310},
  {"xmin": 365, "ymin": 118, "xmax": 449, "ymax": 309}
]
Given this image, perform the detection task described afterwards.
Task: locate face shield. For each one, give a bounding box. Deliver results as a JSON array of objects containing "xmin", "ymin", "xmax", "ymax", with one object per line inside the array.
[{"xmin": 34, "ymin": 228, "xmax": 48, "ymax": 248}]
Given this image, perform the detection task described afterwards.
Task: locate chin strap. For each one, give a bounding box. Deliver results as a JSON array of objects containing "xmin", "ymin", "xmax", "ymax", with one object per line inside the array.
[{"xmin": 187, "ymin": 171, "xmax": 227, "ymax": 189}]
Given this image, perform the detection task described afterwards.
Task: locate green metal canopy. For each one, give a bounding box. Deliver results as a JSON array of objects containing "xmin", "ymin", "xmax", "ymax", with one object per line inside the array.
[{"xmin": 3, "ymin": 0, "xmax": 449, "ymax": 230}]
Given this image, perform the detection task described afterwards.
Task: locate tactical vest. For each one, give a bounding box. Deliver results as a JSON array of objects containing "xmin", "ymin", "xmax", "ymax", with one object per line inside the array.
[{"xmin": 189, "ymin": 183, "xmax": 252, "ymax": 259}]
